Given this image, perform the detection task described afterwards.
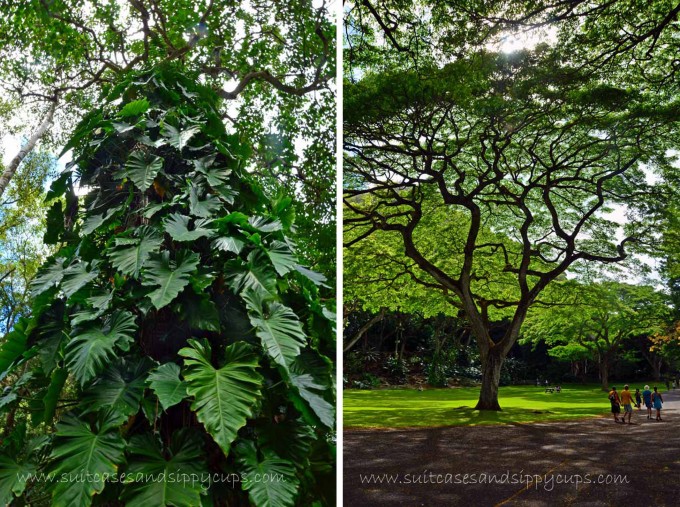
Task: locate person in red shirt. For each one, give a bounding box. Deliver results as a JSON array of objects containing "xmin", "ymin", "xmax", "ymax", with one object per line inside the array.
[{"xmin": 609, "ymin": 386, "xmax": 622, "ymax": 423}]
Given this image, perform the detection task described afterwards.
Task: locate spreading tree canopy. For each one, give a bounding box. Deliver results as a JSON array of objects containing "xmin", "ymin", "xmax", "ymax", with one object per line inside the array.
[{"xmin": 344, "ymin": 1, "xmax": 680, "ymax": 410}]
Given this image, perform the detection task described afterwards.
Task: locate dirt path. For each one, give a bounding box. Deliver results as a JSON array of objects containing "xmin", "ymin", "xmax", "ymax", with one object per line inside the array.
[{"xmin": 343, "ymin": 389, "xmax": 680, "ymax": 506}]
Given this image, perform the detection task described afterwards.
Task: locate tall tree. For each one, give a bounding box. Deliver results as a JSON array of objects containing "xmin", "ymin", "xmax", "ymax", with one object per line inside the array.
[{"xmin": 344, "ymin": 46, "xmax": 679, "ymax": 409}]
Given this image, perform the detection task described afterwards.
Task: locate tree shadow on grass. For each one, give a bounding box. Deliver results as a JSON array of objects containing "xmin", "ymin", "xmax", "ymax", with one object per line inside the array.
[
  {"xmin": 343, "ymin": 384, "xmax": 611, "ymax": 428},
  {"xmin": 344, "ymin": 405, "xmax": 610, "ymax": 428}
]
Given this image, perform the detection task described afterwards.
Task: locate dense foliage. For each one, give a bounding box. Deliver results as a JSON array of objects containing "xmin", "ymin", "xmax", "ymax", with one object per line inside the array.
[
  {"xmin": 0, "ymin": 0, "xmax": 336, "ymax": 276},
  {"xmin": 0, "ymin": 67, "xmax": 335, "ymax": 507}
]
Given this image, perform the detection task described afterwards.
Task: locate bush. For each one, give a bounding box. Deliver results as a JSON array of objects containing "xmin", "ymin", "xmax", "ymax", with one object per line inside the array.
[
  {"xmin": 352, "ymin": 373, "xmax": 381, "ymax": 389},
  {"xmin": 384, "ymin": 356, "xmax": 409, "ymax": 384},
  {"xmin": 500, "ymin": 357, "xmax": 530, "ymax": 386},
  {"xmin": 427, "ymin": 359, "xmax": 449, "ymax": 387}
]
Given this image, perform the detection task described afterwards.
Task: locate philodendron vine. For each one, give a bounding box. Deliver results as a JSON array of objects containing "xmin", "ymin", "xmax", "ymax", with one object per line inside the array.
[{"xmin": 0, "ymin": 66, "xmax": 335, "ymax": 507}]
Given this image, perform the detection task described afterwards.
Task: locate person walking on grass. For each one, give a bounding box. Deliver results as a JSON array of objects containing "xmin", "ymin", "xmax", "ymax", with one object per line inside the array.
[
  {"xmin": 643, "ymin": 385, "xmax": 653, "ymax": 419},
  {"xmin": 635, "ymin": 388, "xmax": 642, "ymax": 410},
  {"xmin": 652, "ymin": 386, "xmax": 664, "ymax": 421},
  {"xmin": 620, "ymin": 385, "xmax": 635, "ymax": 424},
  {"xmin": 609, "ymin": 386, "xmax": 622, "ymax": 423}
]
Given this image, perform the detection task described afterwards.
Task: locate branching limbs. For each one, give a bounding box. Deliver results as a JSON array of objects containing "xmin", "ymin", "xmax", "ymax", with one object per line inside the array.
[{"xmin": 344, "ymin": 56, "xmax": 673, "ymax": 356}]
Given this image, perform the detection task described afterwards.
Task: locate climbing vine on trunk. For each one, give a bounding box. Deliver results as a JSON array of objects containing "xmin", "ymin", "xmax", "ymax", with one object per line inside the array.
[{"xmin": 0, "ymin": 65, "xmax": 335, "ymax": 507}]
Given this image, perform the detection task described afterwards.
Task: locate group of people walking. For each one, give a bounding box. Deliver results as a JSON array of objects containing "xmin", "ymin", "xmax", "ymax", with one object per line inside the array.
[{"xmin": 609, "ymin": 384, "xmax": 663, "ymax": 423}]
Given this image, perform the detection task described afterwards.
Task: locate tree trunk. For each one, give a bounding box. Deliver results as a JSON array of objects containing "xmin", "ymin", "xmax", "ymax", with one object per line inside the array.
[
  {"xmin": 343, "ymin": 308, "xmax": 385, "ymax": 353},
  {"xmin": 398, "ymin": 335, "xmax": 407, "ymax": 361},
  {"xmin": 475, "ymin": 349, "xmax": 504, "ymax": 410},
  {"xmin": 0, "ymin": 100, "xmax": 57, "ymax": 199},
  {"xmin": 600, "ymin": 358, "xmax": 609, "ymax": 391}
]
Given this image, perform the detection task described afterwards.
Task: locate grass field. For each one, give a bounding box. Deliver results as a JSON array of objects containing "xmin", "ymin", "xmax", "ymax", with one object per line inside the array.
[{"xmin": 343, "ymin": 383, "xmax": 659, "ymax": 428}]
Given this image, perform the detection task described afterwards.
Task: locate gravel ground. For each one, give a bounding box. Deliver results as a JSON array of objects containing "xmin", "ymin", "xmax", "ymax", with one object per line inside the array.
[{"xmin": 343, "ymin": 389, "xmax": 680, "ymax": 506}]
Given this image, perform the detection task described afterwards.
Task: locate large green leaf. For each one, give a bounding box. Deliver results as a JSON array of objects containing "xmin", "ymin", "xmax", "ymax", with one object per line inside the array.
[
  {"xmin": 30, "ymin": 257, "xmax": 66, "ymax": 296},
  {"xmin": 248, "ymin": 216, "xmax": 282, "ymax": 233},
  {"xmin": 177, "ymin": 292, "xmax": 220, "ymax": 332},
  {"xmin": 212, "ymin": 235, "xmax": 245, "ymax": 255},
  {"xmin": 161, "ymin": 123, "xmax": 199, "ymax": 151},
  {"xmin": 65, "ymin": 311, "xmax": 137, "ymax": 386},
  {"xmin": 265, "ymin": 240, "xmax": 296, "ymax": 276},
  {"xmin": 0, "ymin": 372, "xmax": 33, "ymax": 412},
  {"xmin": 227, "ymin": 251, "xmax": 278, "ymax": 297},
  {"xmin": 142, "ymin": 250, "xmax": 200, "ymax": 309},
  {"xmin": 0, "ymin": 456, "xmax": 36, "ymax": 506},
  {"xmin": 243, "ymin": 291, "xmax": 307, "ymax": 374},
  {"xmin": 50, "ymin": 415, "xmax": 126, "ymax": 507},
  {"xmin": 293, "ymin": 265, "xmax": 328, "ymax": 286},
  {"xmin": 257, "ymin": 419, "xmax": 315, "ymax": 470},
  {"xmin": 289, "ymin": 352, "xmax": 335, "ymax": 429},
  {"xmin": 61, "ymin": 260, "xmax": 100, "ymax": 298},
  {"xmin": 179, "ymin": 339, "xmax": 262, "ymax": 456},
  {"xmin": 124, "ymin": 151, "xmax": 164, "ymax": 191},
  {"xmin": 197, "ymin": 166, "xmax": 231, "ymax": 188},
  {"xmin": 107, "ymin": 226, "xmax": 163, "ymax": 277},
  {"xmin": 189, "ymin": 184, "xmax": 222, "ymax": 218},
  {"xmin": 0, "ymin": 318, "xmax": 28, "ymax": 378},
  {"xmin": 81, "ymin": 358, "xmax": 152, "ymax": 424},
  {"xmin": 0, "ymin": 390, "xmax": 18, "ymax": 410},
  {"xmin": 236, "ymin": 440, "xmax": 299, "ymax": 507},
  {"xmin": 44, "ymin": 201, "xmax": 65, "ymax": 244},
  {"xmin": 120, "ymin": 98, "xmax": 150, "ymax": 117},
  {"xmin": 71, "ymin": 289, "xmax": 115, "ymax": 326},
  {"xmin": 35, "ymin": 309, "xmax": 67, "ymax": 374},
  {"xmin": 163, "ymin": 213, "xmax": 214, "ymax": 242},
  {"xmin": 121, "ymin": 430, "xmax": 206, "ymax": 507},
  {"xmin": 45, "ymin": 171, "xmax": 72, "ymax": 201},
  {"xmin": 147, "ymin": 362, "xmax": 187, "ymax": 411},
  {"xmin": 81, "ymin": 204, "xmax": 122, "ymax": 235},
  {"xmin": 192, "ymin": 154, "xmax": 232, "ymax": 188}
]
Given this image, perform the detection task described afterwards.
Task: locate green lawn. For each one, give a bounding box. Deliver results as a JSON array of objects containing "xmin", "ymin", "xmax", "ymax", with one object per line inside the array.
[{"xmin": 344, "ymin": 384, "xmax": 656, "ymax": 428}]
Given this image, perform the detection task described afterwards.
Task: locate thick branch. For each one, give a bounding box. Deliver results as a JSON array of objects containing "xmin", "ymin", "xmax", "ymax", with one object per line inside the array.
[{"xmin": 0, "ymin": 99, "xmax": 57, "ymax": 199}]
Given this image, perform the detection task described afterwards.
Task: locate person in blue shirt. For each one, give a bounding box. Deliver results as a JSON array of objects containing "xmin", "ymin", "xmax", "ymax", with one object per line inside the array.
[{"xmin": 642, "ymin": 385, "xmax": 653, "ymax": 420}]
